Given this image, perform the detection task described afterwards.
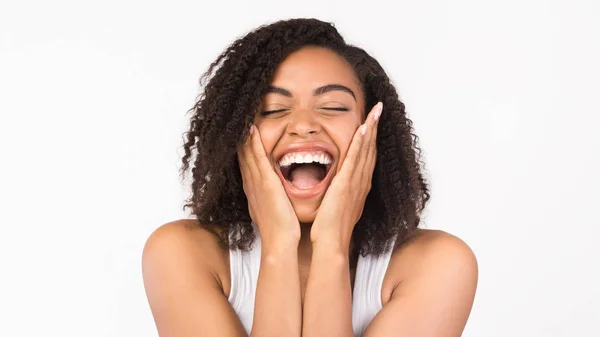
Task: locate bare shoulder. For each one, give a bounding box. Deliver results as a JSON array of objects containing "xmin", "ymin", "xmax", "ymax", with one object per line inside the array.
[
  {"xmin": 383, "ymin": 229, "xmax": 478, "ymax": 303},
  {"xmin": 398, "ymin": 228, "xmax": 476, "ymax": 262},
  {"xmin": 142, "ymin": 219, "xmax": 230, "ymax": 294},
  {"xmin": 141, "ymin": 221, "xmax": 246, "ymax": 335},
  {"xmin": 367, "ymin": 229, "xmax": 478, "ymax": 336},
  {"xmin": 143, "ymin": 219, "xmax": 228, "ymax": 261},
  {"xmin": 394, "ymin": 228, "xmax": 477, "ymax": 278}
]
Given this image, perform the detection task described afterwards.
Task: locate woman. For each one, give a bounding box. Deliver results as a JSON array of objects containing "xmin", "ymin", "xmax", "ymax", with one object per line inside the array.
[{"xmin": 142, "ymin": 18, "xmax": 478, "ymax": 337}]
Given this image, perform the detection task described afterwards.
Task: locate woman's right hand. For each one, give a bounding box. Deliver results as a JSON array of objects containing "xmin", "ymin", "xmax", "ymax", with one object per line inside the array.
[{"xmin": 237, "ymin": 124, "xmax": 300, "ymax": 247}]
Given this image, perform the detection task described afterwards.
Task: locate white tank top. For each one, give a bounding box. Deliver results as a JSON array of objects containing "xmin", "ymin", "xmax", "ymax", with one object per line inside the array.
[{"xmin": 227, "ymin": 223, "xmax": 396, "ymax": 336}]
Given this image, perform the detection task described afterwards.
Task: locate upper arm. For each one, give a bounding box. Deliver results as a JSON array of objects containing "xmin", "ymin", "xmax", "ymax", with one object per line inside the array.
[
  {"xmin": 142, "ymin": 220, "xmax": 247, "ymax": 337},
  {"xmin": 363, "ymin": 232, "xmax": 478, "ymax": 337}
]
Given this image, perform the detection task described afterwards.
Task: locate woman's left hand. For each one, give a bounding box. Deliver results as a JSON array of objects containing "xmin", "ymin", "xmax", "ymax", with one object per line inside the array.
[{"xmin": 310, "ymin": 102, "xmax": 383, "ymax": 250}]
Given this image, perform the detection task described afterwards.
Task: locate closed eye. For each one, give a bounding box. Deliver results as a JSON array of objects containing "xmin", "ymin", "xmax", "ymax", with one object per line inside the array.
[
  {"xmin": 260, "ymin": 108, "xmax": 288, "ymax": 116},
  {"xmin": 260, "ymin": 107, "xmax": 349, "ymax": 116},
  {"xmin": 321, "ymin": 107, "xmax": 349, "ymax": 111}
]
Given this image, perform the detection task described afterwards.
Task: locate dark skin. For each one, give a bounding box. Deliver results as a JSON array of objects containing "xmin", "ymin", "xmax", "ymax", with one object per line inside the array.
[
  {"xmin": 246, "ymin": 46, "xmax": 369, "ymax": 300},
  {"xmin": 142, "ymin": 47, "xmax": 478, "ymax": 337}
]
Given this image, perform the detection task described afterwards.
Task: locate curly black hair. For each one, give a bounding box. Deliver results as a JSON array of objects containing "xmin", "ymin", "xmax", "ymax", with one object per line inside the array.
[{"xmin": 180, "ymin": 18, "xmax": 430, "ymax": 257}]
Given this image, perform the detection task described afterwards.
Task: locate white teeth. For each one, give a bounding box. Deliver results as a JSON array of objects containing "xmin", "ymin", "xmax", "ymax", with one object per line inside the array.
[{"xmin": 278, "ymin": 150, "xmax": 333, "ymax": 167}]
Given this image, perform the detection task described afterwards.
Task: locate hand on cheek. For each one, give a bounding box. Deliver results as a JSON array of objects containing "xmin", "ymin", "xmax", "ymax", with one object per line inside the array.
[
  {"xmin": 310, "ymin": 102, "xmax": 383, "ymax": 248},
  {"xmin": 237, "ymin": 125, "xmax": 301, "ymax": 246}
]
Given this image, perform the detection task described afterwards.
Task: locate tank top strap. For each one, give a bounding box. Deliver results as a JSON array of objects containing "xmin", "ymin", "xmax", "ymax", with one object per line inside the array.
[
  {"xmin": 351, "ymin": 236, "xmax": 397, "ymax": 336},
  {"xmin": 227, "ymin": 222, "xmax": 261, "ymax": 334}
]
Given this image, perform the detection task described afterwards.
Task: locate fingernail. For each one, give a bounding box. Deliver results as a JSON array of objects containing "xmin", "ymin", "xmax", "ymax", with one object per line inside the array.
[
  {"xmin": 374, "ymin": 102, "xmax": 383, "ymax": 121},
  {"xmin": 361, "ymin": 124, "xmax": 367, "ymax": 135},
  {"xmin": 249, "ymin": 124, "xmax": 254, "ymax": 135}
]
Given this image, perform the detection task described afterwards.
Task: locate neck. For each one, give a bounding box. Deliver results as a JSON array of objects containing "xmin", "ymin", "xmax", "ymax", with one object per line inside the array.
[{"xmin": 298, "ymin": 223, "xmax": 313, "ymax": 269}]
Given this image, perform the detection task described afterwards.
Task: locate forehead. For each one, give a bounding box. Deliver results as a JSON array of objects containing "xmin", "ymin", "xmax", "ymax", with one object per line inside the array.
[{"xmin": 270, "ymin": 46, "xmax": 362, "ymax": 97}]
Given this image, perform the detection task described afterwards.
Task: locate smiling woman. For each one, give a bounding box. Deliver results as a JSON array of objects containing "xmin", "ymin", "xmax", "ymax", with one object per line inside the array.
[
  {"xmin": 258, "ymin": 47, "xmax": 366, "ymax": 220},
  {"xmin": 142, "ymin": 18, "xmax": 478, "ymax": 337}
]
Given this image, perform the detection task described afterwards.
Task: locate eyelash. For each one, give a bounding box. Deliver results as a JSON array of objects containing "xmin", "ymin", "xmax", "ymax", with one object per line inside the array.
[
  {"xmin": 260, "ymin": 107, "xmax": 349, "ymax": 116},
  {"xmin": 260, "ymin": 108, "xmax": 287, "ymax": 116}
]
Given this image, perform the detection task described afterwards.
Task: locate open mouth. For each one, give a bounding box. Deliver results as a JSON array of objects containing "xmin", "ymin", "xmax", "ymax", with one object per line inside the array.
[{"xmin": 277, "ymin": 151, "xmax": 334, "ymax": 190}]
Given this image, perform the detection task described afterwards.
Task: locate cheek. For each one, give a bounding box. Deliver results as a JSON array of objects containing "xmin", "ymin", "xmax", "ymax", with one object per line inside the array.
[
  {"xmin": 338, "ymin": 130, "xmax": 355, "ymax": 152},
  {"xmin": 327, "ymin": 119, "xmax": 361, "ymax": 166},
  {"xmin": 254, "ymin": 122, "xmax": 280, "ymax": 156}
]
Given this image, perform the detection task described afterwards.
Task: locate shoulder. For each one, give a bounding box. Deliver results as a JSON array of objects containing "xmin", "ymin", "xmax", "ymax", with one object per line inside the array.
[
  {"xmin": 141, "ymin": 221, "xmax": 249, "ymax": 335},
  {"xmin": 364, "ymin": 232, "xmax": 478, "ymax": 335},
  {"xmin": 394, "ymin": 228, "xmax": 477, "ymax": 280},
  {"xmin": 143, "ymin": 219, "xmax": 228, "ymax": 262},
  {"xmin": 384, "ymin": 229, "xmax": 478, "ymax": 301},
  {"xmin": 142, "ymin": 219, "xmax": 230, "ymax": 292},
  {"xmin": 397, "ymin": 229, "xmax": 477, "ymax": 266},
  {"xmin": 370, "ymin": 229, "xmax": 478, "ymax": 336}
]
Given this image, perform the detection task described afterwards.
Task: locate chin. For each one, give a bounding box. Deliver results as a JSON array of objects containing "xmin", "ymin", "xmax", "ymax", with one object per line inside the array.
[
  {"xmin": 291, "ymin": 201, "xmax": 319, "ymax": 224},
  {"xmin": 297, "ymin": 214, "xmax": 317, "ymax": 225}
]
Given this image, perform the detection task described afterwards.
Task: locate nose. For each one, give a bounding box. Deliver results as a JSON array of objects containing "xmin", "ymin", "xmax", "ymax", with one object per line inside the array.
[{"xmin": 286, "ymin": 109, "xmax": 321, "ymax": 137}]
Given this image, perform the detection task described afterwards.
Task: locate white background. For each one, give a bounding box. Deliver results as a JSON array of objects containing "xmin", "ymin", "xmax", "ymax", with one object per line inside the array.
[{"xmin": 1, "ymin": 0, "xmax": 598, "ymax": 336}]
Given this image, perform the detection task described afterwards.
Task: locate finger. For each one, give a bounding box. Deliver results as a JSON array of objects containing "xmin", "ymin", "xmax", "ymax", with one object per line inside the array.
[
  {"xmin": 364, "ymin": 102, "xmax": 382, "ymax": 175},
  {"xmin": 352, "ymin": 102, "xmax": 381, "ymax": 184},
  {"xmin": 248, "ymin": 125, "xmax": 274, "ymax": 179},
  {"xmin": 338, "ymin": 120, "xmax": 367, "ymax": 179},
  {"xmin": 238, "ymin": 126, "xmax": 253, "ymax": 165},
  {"xmin": 238, "ymin": 125, "xmax": 258, "ymax": 185},
  {"xmin": 242, "ymin": 125, "xmax": 262, "ymax": 175}
]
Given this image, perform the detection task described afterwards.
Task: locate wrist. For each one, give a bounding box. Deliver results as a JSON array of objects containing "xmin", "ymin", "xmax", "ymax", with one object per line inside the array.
[
  {"xmin": 311, "ymin": 235, "xmax": 352, "ymax": 257},
  {"xmin": 261, "ymin": 232, "xmax": 300, "ymax": 257},
  {"xmin": 310, "ymin": 223, "xmax": 352, "ymax": 250},
  {"xmin": 257, "ymin": 220, "xmax": 300, "ymax": 243}
]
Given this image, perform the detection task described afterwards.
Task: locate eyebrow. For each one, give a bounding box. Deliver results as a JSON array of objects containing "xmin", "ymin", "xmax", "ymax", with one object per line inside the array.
[{"xmin": 266, "ymin": 84, "xmax": 357, "ymax": 101}]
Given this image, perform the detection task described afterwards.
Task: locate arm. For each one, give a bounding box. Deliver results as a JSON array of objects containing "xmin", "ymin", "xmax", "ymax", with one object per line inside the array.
[
  {"xmin": 362, "ymin": 232, "xmax": 478, "ymax": 337},
  {"xmin": 302, "ymin": 102, "xmax": 383, "ymax": 336},
  {"xmin": 237, "ymin": 124, "xmax": 303, "ymax": 336},
  {"xmin": 252, "ymin": 236, "xmax": 302, "ymax": 337},
  {"xmin": 301, "ymin": 239, "xmax": 354, "ymax": 337},
  {"xmin": 142, "ymin": 221, "xmax": 303, "ymax": 337}
]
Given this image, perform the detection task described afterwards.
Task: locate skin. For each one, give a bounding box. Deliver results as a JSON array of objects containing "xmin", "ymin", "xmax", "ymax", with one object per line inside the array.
[
  {"xmin": 256, "ymin": 46, "xmax": 365, "ymax": 225},
  {"xmin": 250, "ymin": 47, "xmax": 369, "ymax": 293},
  {"xmin": 142, "ymin": 47, "xmax": 478, "ymax": 337}
]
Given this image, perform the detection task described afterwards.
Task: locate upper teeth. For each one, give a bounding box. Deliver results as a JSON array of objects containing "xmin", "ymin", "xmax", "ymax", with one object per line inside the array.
[{"xmin": 279, "ymin": 151, "xmax": 332, "ymax": 167}]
